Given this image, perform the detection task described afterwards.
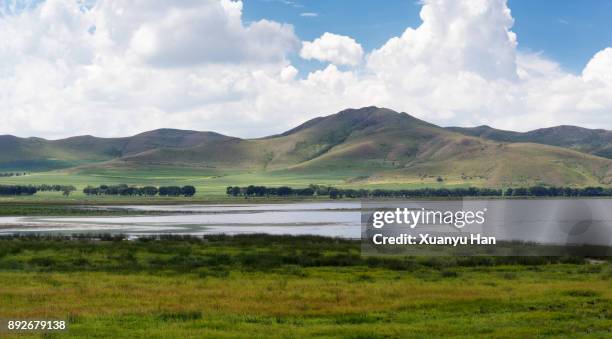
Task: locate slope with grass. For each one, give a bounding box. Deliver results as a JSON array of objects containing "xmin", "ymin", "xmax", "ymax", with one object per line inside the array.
[
  {"xmin": 0, "ymin": 129, "xmax": 235, "ymax": 171},
  {"xmin": 103, "ymin": 107, "xmax": 612, "ymax": 187},
  {"xmin": 2, "ymin": 107, "xmax": 612, "ymax": 188},
  {"xmin": 449, "ymin": 124, "xmax": 612, "ymax": 159}
]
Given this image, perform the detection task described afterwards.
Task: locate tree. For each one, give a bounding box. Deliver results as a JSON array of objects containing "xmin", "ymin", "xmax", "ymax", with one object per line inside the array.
[
  {"xmin": 277, "ymin": 186, "xmax": 293, "ymax": 196},
  {"xmin": 181, "ymin": 185, "xmax": 196, "ymax": 197},
  {"xmin": 142, "ymin": 186, "xmax": 159, "ymax": 196},
  {"xmin": 0, "ymin": 185, "xmax": 37, "ymax": 196},
  {"xmin": 62, "ymin": 186, "xmax": 76, "ymax": 196},
  {"xmin": 528, "ymin": 186, "xmax": 549, "ymax": 197},
  {"xmin": 159, "ymin": 186, "xmax": 181, "ymax": 196}
]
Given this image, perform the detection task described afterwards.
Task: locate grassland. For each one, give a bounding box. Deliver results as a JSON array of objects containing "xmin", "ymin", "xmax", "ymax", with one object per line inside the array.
[
  {"xmin": 1, "ymin": 164, "xmax": 611, "ymax": 206},
  {"xmin": 0, "ymin": 164, "xmax": 491, "ymax": 205},
  {"xmin": 0, "ymin": 235, "xmax": 610, "ymax": 338}
]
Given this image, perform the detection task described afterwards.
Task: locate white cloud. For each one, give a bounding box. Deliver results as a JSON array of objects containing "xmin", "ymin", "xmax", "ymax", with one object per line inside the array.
[
  {"xmin": 583, "ymin": 48, "xmax": 612, "ymax": 85},
  {"xmin": 300, "ymin": 12, "xmax": 317, "ymax": 17},
  {"xmin": 94, "ymin": 0, "xmax": 299, "ymax": 67},
  {"xmin": 0, "ymin": 0, "xmax": 301, "ymax": 138},
  {"xmin": 369, "ymin": 0, "xmax": 518, "ymax": 81},
  {"xmin": 300, "ymin": 32, "xmax": 364, "ymax": 66},
  {"xmin": 0, "ymin": 0, "xmax": 611, "ymax": 140}
]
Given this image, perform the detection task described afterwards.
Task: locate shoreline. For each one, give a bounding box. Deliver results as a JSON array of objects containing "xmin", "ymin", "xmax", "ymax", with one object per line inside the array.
[{"xmin": 2, "ymin": 195, "xmax": 612, "ymax": 207}]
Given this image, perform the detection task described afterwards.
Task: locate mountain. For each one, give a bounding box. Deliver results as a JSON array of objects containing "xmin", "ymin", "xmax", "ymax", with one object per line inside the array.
[
  {"xmin": 448, "ymin": 125, "xmax": 612, "ymax": 159},
  {"xmin": 114, "ymin": 107, "xmax": 449, "ymax": 170},
  {"xmin": 1, "ymin": 107, "xmax": 611, "ymax": 186},
  {"xmin": 106, "ymin": 107, "xmax": 612, "ymax": 186},
  {"xmin": 0, "ymin": 129, "xmax": 235, "ymax": 171}
]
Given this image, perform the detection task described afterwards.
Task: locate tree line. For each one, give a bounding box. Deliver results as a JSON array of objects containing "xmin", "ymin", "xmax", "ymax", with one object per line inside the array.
[
  {"xmin": 0, "ymin": 184, "xmax": 76, "ymax": 196},
  {"xmin": 35, "ymin": 184, "xmax": 76, "ymax": 192},
  {"xmin": 0, "ymin": 185, "xmax": 37, "ymax": 196},
  {"xmin": 505, "ymin": 186, "xmax": 612, "ymax": 197},
  {"xmin": 0, "ymin": 172, "xmax": 27, "ymax": 177},
  {"xmin": 83, "ymin": 184, "xmax": 196, "ymax": 197},
  {"xmin": 226, "ymin": 185, "xmax": 315, "ymax": 197},
  {"xmin": 35, "ymin": 184, "xmax": 77, "ymax": 196},
  {"xmin": 226, "ymin": 185, "xmax": 612, "ymax": 199}
]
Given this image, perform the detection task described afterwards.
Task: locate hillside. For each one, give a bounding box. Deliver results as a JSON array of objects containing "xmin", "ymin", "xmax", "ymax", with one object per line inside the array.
[
  {"xmin": 2, "ymin": 107, "xmax": 612, "ymax": 187},
  {"xmin": 113, "ymin": 107, "xmax": 450, "ymax": 170},
  {"xmin": 448, "ymin": 125, "xmax": 612, "ymax": 159},
  {"xmin": 104, "ymin": 107, "xmax": 612, "ymax": 187},
  {"xmin": 0, "ymin": 129, "xmax": 235, "ymax": 171}
]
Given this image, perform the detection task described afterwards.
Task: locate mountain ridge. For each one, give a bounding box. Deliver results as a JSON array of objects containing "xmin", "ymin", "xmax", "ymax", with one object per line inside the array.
[
  {"xmin": 448, "ymin": 124, "xmax": 612, "ymax": 158},
  {"xmin": 0, "ymin": 128, "xmax": 237, "ymax": 170},
  {"xmin": 2, "ymin": 107, "xmax": 612, "ymax": 186}
]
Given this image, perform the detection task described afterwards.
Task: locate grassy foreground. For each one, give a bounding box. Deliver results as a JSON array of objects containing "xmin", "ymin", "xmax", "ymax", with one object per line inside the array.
[{"xmin": 0, "ymin": 235, "xmax": 610, "ymax": 338}]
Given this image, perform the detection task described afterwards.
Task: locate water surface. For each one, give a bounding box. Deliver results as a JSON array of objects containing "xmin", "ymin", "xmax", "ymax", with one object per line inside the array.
[
  {"xmin": 0, "ymin": 200, "xmax": 611, "ymax": 246},
  {"xmin": 0, "ymin": 202, "xmax": 361, "ymax": 238}
]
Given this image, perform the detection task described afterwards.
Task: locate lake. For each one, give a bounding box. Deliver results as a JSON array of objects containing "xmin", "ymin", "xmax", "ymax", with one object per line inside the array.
[
  {"xmin": 0, "ymin": 202, "xmax": 361, "ymax": 238},
  {"xmin": 0, "ymin": 200, "xmax": 611, "ymax": 247}
]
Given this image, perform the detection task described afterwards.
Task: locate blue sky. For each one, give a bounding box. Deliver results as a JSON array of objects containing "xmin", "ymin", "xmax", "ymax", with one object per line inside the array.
[{"xmin": 244, "ymin": 0, "xmax": 612, "ymax": 74}]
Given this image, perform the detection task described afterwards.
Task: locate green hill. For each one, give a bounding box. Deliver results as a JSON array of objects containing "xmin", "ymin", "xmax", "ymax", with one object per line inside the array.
[
  {"xmin": 103, "ymin": 107, "xmax": 612, "ymax": 186},
  {"xmin": 112, "ymin": 107, "xmax": 448, "ymax": 170},
  {"xmin": 448, "ymin": 125, "xmax": 612, "ymax": 159},
  {"xmin": 2, "ymin": 107, "xmax": 612, "ymax": 187},
  {"xmin": 0, "ymin": 129, "xmax": 235, "ymax": 171}
]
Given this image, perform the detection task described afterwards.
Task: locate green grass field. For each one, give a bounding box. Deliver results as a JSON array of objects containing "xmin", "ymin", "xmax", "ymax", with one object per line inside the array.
[
  {"xmin": 0, "ymin": 235, "xmax": 610, "ymax": 338},
  {"xmin": 0, "ymin": 166, "xmax": 485, "ymax": 204}
]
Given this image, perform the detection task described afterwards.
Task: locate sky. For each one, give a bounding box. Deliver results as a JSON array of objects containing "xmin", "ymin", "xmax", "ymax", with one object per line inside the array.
[
  {"xmin": 244, "ymin": 0, "xmax": 612, "ymax": 74},
  {"xmin": 0, "ymin": 0, "xmax": 611, "ymax": 139}
]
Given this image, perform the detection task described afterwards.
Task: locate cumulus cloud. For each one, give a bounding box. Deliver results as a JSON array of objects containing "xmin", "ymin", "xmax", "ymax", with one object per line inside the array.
[
  {"xmin": 95, "ymin": 0, "xmax": 299, "ymax": 67},
  {"xmin": 0, "ymin": 0, "xmax": 611, "ymax": 140},
  {"xmin": 0, "ymin": 0, "xmax": 300, "ymax": 138},
  {"xmin": 300, "ymin": 32, "xmax": 364, "ymax": 66},
  {"xmin": 369, "ymin": 0, "xmax": 517, "ymax": 81},
  {"xmin": 583, "ymin": 48, "xmax": 612, "ymax": 85}
]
